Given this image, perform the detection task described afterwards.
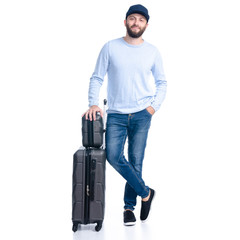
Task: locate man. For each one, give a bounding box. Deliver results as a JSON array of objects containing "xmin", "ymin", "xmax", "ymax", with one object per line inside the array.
[{"xmin": 83, "ymin": 4, "xmax": 167, "ymax": 226}]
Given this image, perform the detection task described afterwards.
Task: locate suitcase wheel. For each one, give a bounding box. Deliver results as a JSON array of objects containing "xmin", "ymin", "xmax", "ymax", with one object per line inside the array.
[
  {"xmin": 95, "ymin": 221, "xmax": 102, "ymax": 232},
  {"xmin": 72, "ymin": 223, "xmax": 78, "ymax": 232}
]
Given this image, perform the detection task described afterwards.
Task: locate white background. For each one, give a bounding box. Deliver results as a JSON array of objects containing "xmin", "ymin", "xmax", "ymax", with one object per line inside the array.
[{"xmin": 0, "ymin": 0, "xmax": 240, "ymax": 239}]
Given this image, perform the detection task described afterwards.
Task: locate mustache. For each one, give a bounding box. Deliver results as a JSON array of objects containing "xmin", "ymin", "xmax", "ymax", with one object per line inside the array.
[{"xmin": 131, "ymin": 25, "xmax": 140, "ymax": 28}]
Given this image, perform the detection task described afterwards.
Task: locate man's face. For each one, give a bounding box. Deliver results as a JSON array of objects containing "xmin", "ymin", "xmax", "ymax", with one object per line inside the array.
[{"xmin": 125, "ymin": 13, "xmax": 148, "ymax": 38}]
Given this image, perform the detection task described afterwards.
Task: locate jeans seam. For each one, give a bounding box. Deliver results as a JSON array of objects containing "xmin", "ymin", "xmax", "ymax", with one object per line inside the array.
[
  {"xmin": 128, "ymin": 163, "xmax": 149, "ymax": 197},
  {"xmin": 116, "ymin": 129, "xmax": 128, "ymax": 164}
]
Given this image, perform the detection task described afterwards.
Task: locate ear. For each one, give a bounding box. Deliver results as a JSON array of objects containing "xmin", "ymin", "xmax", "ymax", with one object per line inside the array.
[{"xmin": 124, "ymin": 19, "xmax": 126, "ymax": 26}]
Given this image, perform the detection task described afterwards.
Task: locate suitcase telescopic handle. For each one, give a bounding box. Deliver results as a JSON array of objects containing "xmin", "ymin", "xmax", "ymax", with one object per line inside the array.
[
  {"xmin": 103, "ymin": 99, "xmax": 107, "ymax": 149},
  {"xmin": 103, "ymin": 99, "xmax": 107, "ymax": 130}
]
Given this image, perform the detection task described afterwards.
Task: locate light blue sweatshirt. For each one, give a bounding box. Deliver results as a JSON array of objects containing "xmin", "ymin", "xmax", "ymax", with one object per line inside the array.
[{"xmin": 88, "ymin": 37, "xmax": 167, "ymax": 114}]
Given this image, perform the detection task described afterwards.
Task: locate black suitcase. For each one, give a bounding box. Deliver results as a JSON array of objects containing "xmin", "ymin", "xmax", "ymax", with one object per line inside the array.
[
  {"xmin": 82, "ymin": 113, "xmax": 103, "ymax": 148},
  {"xmin": 72, "ymin": 99, "xmax": 107, "ymax": 232},
  {"xmin": 72, "ymin": 148, "xmax": 106, "ymax": 232}
]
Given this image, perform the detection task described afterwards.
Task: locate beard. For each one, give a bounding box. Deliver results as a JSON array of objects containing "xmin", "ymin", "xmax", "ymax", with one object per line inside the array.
[{"xmin": 126, "ymin": 22, "xmax": 147, "ymax": 38}]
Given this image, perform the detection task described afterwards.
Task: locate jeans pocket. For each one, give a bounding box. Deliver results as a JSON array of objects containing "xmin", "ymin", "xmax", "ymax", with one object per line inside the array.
[{"xmin": 144, "ymin": 108, "xmax": 153, "ymax": 117}]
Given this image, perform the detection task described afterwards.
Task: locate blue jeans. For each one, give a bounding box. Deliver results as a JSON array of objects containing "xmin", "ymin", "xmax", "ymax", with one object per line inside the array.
[{"xmin": 106, "ymin": 109, "xmax": 152, "ymax": 211}]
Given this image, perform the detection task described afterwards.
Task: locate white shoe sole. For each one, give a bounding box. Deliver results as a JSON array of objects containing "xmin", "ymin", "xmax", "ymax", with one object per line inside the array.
[{"xmin": 124, "ymin": 222, "xmax": 136, "ymax": 226}]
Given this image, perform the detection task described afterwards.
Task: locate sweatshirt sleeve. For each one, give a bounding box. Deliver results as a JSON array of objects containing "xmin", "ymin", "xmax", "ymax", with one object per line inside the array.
[
  {"xmin": 88, "ymin": 42, "xmax": 109, "ymax": 107},
  {"xmin": 150, "ymin": 50, "xmax": 167, "ymax": 112}
]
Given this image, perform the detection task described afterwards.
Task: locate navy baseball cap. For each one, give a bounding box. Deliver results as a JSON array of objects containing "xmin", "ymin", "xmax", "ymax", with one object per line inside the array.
[{"xmin": 126, "ymin": 4, "xmax": 150, "ymax": 22}]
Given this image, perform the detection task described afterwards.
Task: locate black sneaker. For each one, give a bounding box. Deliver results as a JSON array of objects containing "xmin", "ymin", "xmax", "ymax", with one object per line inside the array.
[
  {"xmin": 140, "ymin": 188, "xmax": 155, "ymax": 222},
  {"xmin": 123, "ymin": 210, "xmax": 136, "ymax": 226}
]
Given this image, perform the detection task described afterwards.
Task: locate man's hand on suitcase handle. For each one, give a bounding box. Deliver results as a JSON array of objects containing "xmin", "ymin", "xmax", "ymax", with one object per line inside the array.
[{"xmin": 82, "ymin": 105, "xmax": 103, "ymax": 121}]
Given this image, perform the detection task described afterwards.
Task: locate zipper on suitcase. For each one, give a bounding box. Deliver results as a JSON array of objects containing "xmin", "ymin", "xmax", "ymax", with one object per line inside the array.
[
  {"xmin": 84, "ymin": 149, "xmax": 97, "ymax": 224},
  {"xmin": 84, "ymin": 149, "xmax": 91, "ymax": 224}
]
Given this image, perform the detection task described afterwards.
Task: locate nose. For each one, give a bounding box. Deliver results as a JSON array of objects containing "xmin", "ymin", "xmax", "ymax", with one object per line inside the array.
[{"xmin": 134, "ymin": 19, "xmax": 140, "ymax": 26}]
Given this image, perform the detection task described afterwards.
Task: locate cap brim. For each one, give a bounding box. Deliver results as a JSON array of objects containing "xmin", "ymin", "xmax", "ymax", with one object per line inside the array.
[{"xmin": 127, "ymin": 11, "xmax": 149, "ymax": 21}]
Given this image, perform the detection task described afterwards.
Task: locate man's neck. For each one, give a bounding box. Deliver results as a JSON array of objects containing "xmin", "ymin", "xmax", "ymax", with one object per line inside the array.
[{"xmin": 123, "ymin": 35, "xmax": 144, "ymax": 45}]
